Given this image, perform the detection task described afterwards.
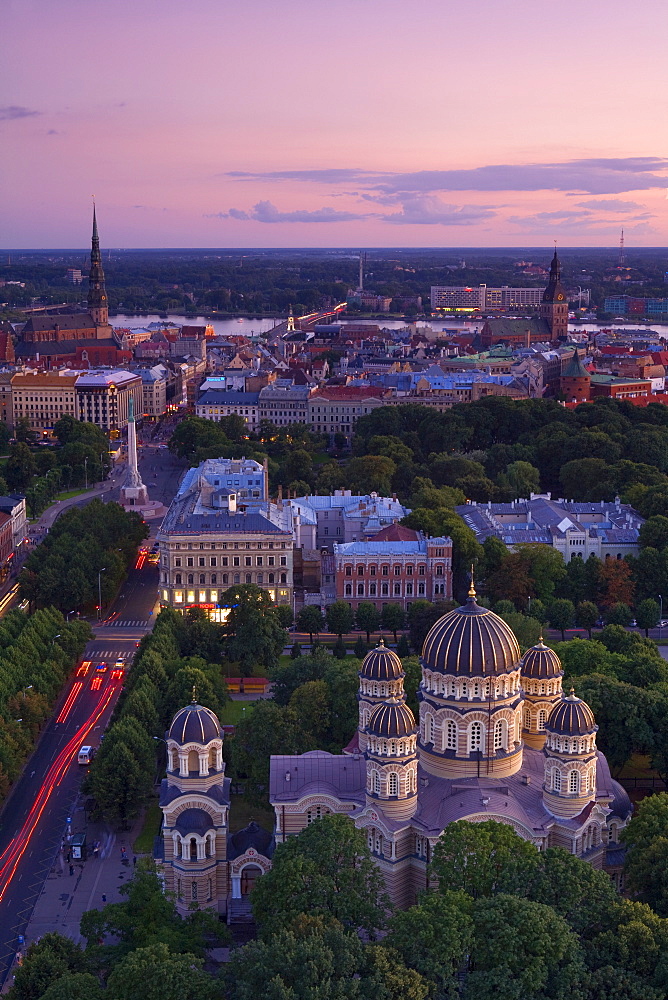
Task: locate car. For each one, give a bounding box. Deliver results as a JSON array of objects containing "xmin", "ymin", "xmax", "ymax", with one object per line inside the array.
[
  {"xmin": 629, "ymin": 619, "xmax": 638, "ymax": 627},
  {"xmin": 114, "ymin": 658, "xmax": 125, "ymax": 671},
  {"xmin": 95, "ymin": 662, "xmax": 107, "ymax": 673}
]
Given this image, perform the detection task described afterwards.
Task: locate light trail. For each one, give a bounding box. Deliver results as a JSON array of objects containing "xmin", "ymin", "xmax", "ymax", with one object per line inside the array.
[
  {"xmin": 55, "ymin": 682, "xmax": 82, "ymax": 724},
  {"xmin": 0, "ymin": 585, "xmax": 19, "ymax": 618},
  {"xmin": 0, "ymin": 686, "xmax": 116, "ymax": 900},
  {"xmin": 90, "ymin": 677, "xmax": 102, "ymax": 691},
  {"xmin": 76, "ymin": 661, "xmax": 91, "ymax": 677}
]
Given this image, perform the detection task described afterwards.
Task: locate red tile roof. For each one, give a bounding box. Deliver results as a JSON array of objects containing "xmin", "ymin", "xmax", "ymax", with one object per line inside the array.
[{"xmin": 371, "ymin": 524, "xmax": 419, "ymax": 542}]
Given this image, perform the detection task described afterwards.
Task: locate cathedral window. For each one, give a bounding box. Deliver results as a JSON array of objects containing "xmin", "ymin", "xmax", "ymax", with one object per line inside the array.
[
  {"xmin": 345, "ymin": 584, "xmax": 352, "ymax": 596},
  {"xmin": 307, "ymin": 805, "xmax": 330, "ymax": 824},
  {"xmin": 189, "ymin": 837, "xmax": 197, "ymax": 860},
  {"xmin": 461, "ymin": 681, "xmax": 468, "ymax": 699},
  {"xmin": 388, "ymin": 772, "xmax": 398, "ymax": 795},
  {"xmin": 474, "ymin": 682, "xmax": 480, "ymax": 698},
  {"xmin": 450, "ymin": 679, "xmax": 456, "ymax": 696},
  {"xmin": 538, "ymin": 710, "xmax": 547, "ymax": 731},
  {"xmin": 445, "ymin": 720, "xmax": 457, "ymax": 750},
  {"xmin": 428, "ymin": 715, "xmax": 435, "ymax": 744},
  {"xmin": 192, "ymin": 881, "xmax": 198, "ymax": 901},
  {"xmin": 207, "ymin": 879, "xmax": 213, "ymax": 902},
  {"xmin": 553, "ymin": 769, "xmax": 562, "ymax": 792},
  {"xmin": 493, "ymin": 720, "xmax": 504, "ymax": 752},
  {"xmin": 373, "ymin": 771, "xmax": 381, "ymax": 794},
  {"xmin": 523, "ymin": 709, "xmax": 531, "ymax": 730},
  {"xmin": 468, "ymin": 722, "xmax": 483, "ymax": 753},
  {"xmin": 569, "ymin": 770, "xmax": 579, "ymax": 794}
]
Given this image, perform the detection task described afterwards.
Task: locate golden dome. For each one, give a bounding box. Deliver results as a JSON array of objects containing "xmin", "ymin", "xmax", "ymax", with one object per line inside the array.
[
  {"xmin": 367, "ymin": 698, "xmax": 416, "ymax": 738},
  {"xmin": 547, "ymin": 690, "xmax": 597, "ymax": 736},
  {"xmin": 421, "ymin": 589, "xmax": 520, "ymax": 677},
  {"xmin": 521, "ymin": 639, "xmax": 562, "ymax": 679},
  {"xmin": 360, "ymin": 638, "xmax": 404, "ymax": 681}
]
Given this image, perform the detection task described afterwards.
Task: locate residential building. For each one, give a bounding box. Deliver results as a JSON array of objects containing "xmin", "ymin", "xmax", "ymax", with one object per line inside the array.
[
  {"xmin": 258, "ymin": 381, "xmax": 312, "ymax": 428},
  {"xmin": 0, "ymin": 373, "xmax": 13, "ymax": 428},
  {"xmin": 158, "ymin": 461, "xmax": 293, "ymax": 614},
  {"xmin": 0, "ymin": 511, "xmax": 13, "ymax": 582},
  {"xmin": 456, "ymin": 494, "xmax": 644, "ymax": 561},
  {"xmin": 334, "ymin": 532, "xmax": 452, "ymax": 609},
  {"xmin": 604, "ymin": 296, "xmax": 668, "ymax": 317},
  {"xmin": 431, "ymin": 285, "xmax": 543, "ymax": 312},
  {"xmin": 308, "ymin": 386, "xmax": 389, "ymax": 445},
  {"xmin": 289, "ymin": 491, "xmax": 411, "ymax": 551},
  {"xmin": 139, "ymin": 366, "xmax": 168, "ymax": 419},
  {"xmin": 11, "ymin": 372, "xmax": 79, "ymax": 435},
  {"xmin": 195, "ymin": 391, "xmax": 260, "ymax": 431},
  {"xmin": 0, "ymin": 495, "xmax": 28, "ymax": 556},
  {"xmin": 65, "ymin": 268, "xmax": 82, "ymax": 284},
  {"xmin": 75, "ymin": 370, "xmax": 142, "ymax": 433},
  {"xmin": 176, "ymin": 458, "xmax": 268, "ymax": 506}
]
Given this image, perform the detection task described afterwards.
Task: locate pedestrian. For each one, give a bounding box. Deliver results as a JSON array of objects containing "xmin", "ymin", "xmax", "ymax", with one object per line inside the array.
[
  {"xmin": 133, "ymin": 856, "xmax": 137, "ymax": 867},
  {"xmin": 101, "ymin": 893, "xmax": 106, "ymax": 903},
  {"xmin": 69, "ymin": 864, "xmax": 74, "ymax": 876}
]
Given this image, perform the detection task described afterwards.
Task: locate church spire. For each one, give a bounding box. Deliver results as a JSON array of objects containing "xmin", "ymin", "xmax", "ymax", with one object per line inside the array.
[
  {"xmin": 540, "ymin": 245, "xmax": 568, "ymax": 342},
  {"xmin": 87, "ymin": 203, "xmax": 109, "ymax": 327}
]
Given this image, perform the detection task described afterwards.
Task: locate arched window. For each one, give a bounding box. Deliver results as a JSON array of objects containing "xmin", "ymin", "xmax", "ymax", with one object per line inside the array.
[
  {"xmin": 191, "ymin": 881, "xmax": 198, "ymax": 901},
  {"xmin": 189, "ymin": 837, "xmax": 197, "ymax": 860},
  {"xmin": 469, "ymin": 721, "xmax": 482, "ymax": 753},
  {"xmin": 569, "ymin": 770, "xmax": 579, "ymax": 794},
  {"xmin": 553, "ymin": 768, "xmax": 562, "ymax": 792},
  {"xmin": 493, "ymin": 719, "xmax": 504, "ymax": 751},
  {"xmin": 428, "ymin": 715, "xmax": 435, "ymax": 744},
  {"xmin": 187, "ymin": 573, "xmax": 194, "ymax": 585},
  {"xmin": 388, "ymin": 772, "xmax": 398, "ymax": 795},
  {"xmin": 450, "ymin": 679, "xmax": 456, "ymax": 696},
  {"xmin": 175, "ymin": 573, "xmax": 182, "ymax": 585},
  {"xmin": 461, "ymin": 680, "xmax": 468, "ymax": 699},
  {"xmin": 234, "ymin": 573, "xmax": 240, "ymax": 584},
  {"xmin": 307, "ymin": 805, "xmax": 330, "ymax": 824},
  {"xmin": 523, "ymin": 709, "xmax": 531, "ymax": 730},
  {"xmin": 373, "ymin": 771, "xmax": 381, "ymax": 794},
  {"xmin": 538, "ymin": 710, "xmax": 547, "ymax": 731},
  {"xmin": 445, "ymin": 720, "xmax": 457, "ymax": 750}
]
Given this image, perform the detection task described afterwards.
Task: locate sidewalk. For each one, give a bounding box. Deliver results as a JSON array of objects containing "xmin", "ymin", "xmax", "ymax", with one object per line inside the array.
[{"xmin": 7, "ymin": 802, "xmax": 145, "ymax": 978}]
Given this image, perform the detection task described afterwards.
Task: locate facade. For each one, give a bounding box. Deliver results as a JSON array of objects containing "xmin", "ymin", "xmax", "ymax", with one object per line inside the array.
[
  {"xmin": 334, "ymin": 535, "xmax": 452, "ymax": 609},
  {"xmin": 308, "ymin": 387, "xmax": 389, "ymax": 445},
  {"xmin": 0, "ymin": 495, "xmax": 28, "ymax": 556},
  {"xmin": 139, "ymin": 366, "xmax": 168, "ymax": 418},
  {"xmin": 75, "ymin": 370, "xmax": 142, "ymax": 433},
  {"xmin": 456, "ymin": 494, "xmax": 644, "ymax": 561},
  {"xmin": 0, "ymin": 512, "xmax": 14, "ymax": 582},
  {"xmin": 158, "ymin": 458, "xmax": 292, "ymax": 613},
  {"xmin": 269, "ymin": 592, "xmax": 632, "ymax": 908},
  {"xmin": 0, "ymin": 374, "xmax": 12, "ymax": 428},
  {"xmin": 176, "ymin": 457, "xmax": 268, "ymax": 505},
  {"xmin": 11, "ymin": 373, "xmax": 79, "ymax": 435},
  {"xmin": 480, "ymin": 250, "xmax": 569, "ymax": 347},
  {"xmin": 604, "ymin": 295, "xmax": 668, "ymax": 318},
  {"xmin": 258, "ymin": 381, "xmax": 312, "ymax": 428},
  {"xmin": 431, "ymin": 285, "xmax": 543, "ymax": 312},
  {"xmin": 196, "ymin": 390, "xmax": 260, "ymax": 431}
]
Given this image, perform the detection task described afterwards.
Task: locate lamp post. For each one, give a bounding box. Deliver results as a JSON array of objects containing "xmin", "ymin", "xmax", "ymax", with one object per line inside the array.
[
  {"xmin": 23, "ymin": 684, "xmax": 33, "ymax": 698},
  {"xmin": 660, "ymin": 595, "xmax": 663, "ymax": 643},
  {"xmin": 51, "ymin": 634, "xmax": 61, "ymax": 646},
  {"xmin": 67, "ymin": 610, "xmax": 76, "ymax": 621},
  {"xmin": 84, "ymin": 456, "xmax": 88, "ymax": 491},
  {"xmin": 97, "ymin": 568, "xmax": 106, "ymax": 621}
]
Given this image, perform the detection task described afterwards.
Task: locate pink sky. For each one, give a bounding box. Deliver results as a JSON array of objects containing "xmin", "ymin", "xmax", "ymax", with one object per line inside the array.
[{"xmin": 2, "ymin": 0, "xmax": 667, "ymax": 248}]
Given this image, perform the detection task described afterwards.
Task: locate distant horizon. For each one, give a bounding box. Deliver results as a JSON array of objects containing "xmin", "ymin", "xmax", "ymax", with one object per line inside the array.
[{"xmin": 3, "ymin": 245, "xmax": 667, "ymax": 254}]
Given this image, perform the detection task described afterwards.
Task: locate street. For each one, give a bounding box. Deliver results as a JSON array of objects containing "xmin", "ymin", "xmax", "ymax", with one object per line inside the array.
[{"xmin": 0, "ymin": 437, "xmax": 182, "ymax": 985}]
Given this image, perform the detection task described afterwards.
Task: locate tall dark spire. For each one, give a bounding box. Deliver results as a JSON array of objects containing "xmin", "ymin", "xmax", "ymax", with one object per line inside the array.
[
  {"xmin": 540, "ymin": 246, "xmax": 568, "ymax": 341},
  {"xmin": 87, "ymin": 204, "xmax": 109, "ymax": 326}
]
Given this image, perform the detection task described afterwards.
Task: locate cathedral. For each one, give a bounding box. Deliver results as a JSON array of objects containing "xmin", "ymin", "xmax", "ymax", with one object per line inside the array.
[
  {"xmin": 157, "ymin": 587, "xmax": 631, "ymax": 915},
  {"xmin": 15, "ymin": 208, "xmax": 129, "ymax": 366}
]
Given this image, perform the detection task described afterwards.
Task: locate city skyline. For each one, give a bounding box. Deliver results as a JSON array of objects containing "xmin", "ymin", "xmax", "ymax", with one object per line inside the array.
[{"xmin": 2, "ymin": 0, "xmax": 667, "ymax": 248}]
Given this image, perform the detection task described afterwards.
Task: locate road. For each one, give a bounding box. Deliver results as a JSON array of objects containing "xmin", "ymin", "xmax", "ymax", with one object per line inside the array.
[{"xmin": 0, "ymin": 437, "xmax": 178, "ymax": 985}]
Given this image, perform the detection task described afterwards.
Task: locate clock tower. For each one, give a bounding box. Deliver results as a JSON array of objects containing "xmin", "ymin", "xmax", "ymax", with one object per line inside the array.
[{"xmin": 540, "ymin": 249, "xmax": 568, "ymax": 342}]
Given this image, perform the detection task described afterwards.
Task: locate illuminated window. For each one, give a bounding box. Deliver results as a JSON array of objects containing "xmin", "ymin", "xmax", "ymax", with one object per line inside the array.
[
  {"xmin": 187, "ymin": 591, "xmax": 195, "ymax": 603},
  {"xmin": 174, "ymin": 591, "xmax": 184, "ymax": 603},
  {"xmin": 210, "ymin": 590, "xmax": 218, "ymax": 602}
]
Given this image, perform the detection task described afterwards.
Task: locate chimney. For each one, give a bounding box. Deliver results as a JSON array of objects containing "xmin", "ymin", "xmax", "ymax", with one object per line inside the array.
[{"xmin": 278, "ymin": 484, "xmax": 283, "ymax": 509}]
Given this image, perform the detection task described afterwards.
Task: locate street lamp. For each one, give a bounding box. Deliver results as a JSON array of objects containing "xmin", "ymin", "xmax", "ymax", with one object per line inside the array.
[
  {"xmin": 659, "ymin": 595, "xmax": 663, "ymax": 642},
  {"xmin": 23, "ymin": 685, "xmax": 33, "ymax": 698},
  {"xmin": 51, "ymin": 634, "xmax": 61, "ymax": 645},
  {"xmin": 84, "ymin": 456, "xmax": 89, "ymax": 490},
  {"xmin": 97, "ymin": 568, "xmax": 107, "ymax": 620},
  {"xmin": 67, "ymin": 610, "xmax": 76, "ymax": 621}
]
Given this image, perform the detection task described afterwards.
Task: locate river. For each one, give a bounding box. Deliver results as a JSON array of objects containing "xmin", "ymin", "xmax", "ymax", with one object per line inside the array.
[{"xmin": 110, "ymin": 313, "xmax": 668, "ymax": 340}]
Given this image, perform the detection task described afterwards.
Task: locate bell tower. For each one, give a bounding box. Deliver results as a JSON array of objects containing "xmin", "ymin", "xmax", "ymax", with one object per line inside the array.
[
  {"xmin": 87, "ymin": 204, "xmax": 109, "ymax": 327},
  {"xmin": 540, "ymin": 248, "xmax": 568, "ymax": 342}
]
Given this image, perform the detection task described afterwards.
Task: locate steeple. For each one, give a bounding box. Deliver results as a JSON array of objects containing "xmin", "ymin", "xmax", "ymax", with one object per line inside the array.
[
  {"xmin": 87, "ymin": 203, "xmax": 109, "ymax": 326},
  {"xmin": 540, "ymin": 246, "xmax": 568, "ymax": 342}
]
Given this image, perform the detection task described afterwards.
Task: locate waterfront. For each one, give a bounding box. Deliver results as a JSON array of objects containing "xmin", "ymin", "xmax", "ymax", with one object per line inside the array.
[{"xmin": 111, "ymin": 312, "xmax": 668, "ymax": 340}]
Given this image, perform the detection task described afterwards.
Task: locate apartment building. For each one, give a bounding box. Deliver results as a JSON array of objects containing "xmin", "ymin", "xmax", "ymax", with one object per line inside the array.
[
  {"xmin": 11, "ymin": 372, "xmax": 79, "ymax": 435},
  {"xmin": 75, "ymin": 370, "xmax": 142, "ymax": 433},
  {"xmin": 195, "ymin": 390, "xmax": 261, "ymax": 430},
  {"xmin": 308, "ymin": 386, "xmax": 388, "ymax": 445}
]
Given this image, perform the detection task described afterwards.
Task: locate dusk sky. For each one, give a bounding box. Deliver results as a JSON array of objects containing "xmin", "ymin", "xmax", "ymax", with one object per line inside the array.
[{"xmin": 3, "ymin": 0, "xmax": 667, "ymax": 248}]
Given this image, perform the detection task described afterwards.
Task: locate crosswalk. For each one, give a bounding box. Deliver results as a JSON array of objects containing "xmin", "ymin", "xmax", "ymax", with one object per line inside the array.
[{"xmin": 106, "ymin": 619, "xmax": 150, "ymax": 628}]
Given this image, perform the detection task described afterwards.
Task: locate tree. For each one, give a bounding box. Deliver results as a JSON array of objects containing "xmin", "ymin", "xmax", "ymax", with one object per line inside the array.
[
  {"xmin": 86, "ymin": 739, "xmax": 152, "ymax": 828},
  {"xmin": 547, "ymin": 598, "xmax": 575, "ymax": 640},
  {"xmin": 275, "ymin": 604, "xmax": 294, "ymax": 629},
  {"xmin": 296, "ymin": 604, "xmax": 324, "ymax": 643},
  {"xmin": 289, "ymin": 680, "xmax": 331, "ymax": 746},
  {"xmin": 39, "ymin": 974, "xmax": 104, "ymax": 1000},
  {"xmin": 636, "ymin": 598, "xmax": 660, "ymax": 637},
  {"xmin": 622, "ymin": 793, "xmax": 668, "ymax": 916},
  {"xmin": 503, "ymin": 460, "xmax": 540, "ymax": 498},
  {"xmin": 222, "ymin": 585, "xmax": 287, "ymax": 674},
  {"xmin": 396, "ymin": 634, "xmax": 410, "ymax": 657},
  {"xmin": 598, "ymin": 558, "xmax": 635, "ymax": 609},
  {"xmin": 5, "ymin": 441, "xmax": 36, "ymax": 491},
  {"xmin": 515, "ymin": 543, "xmax": 567, "ymax": 602},
  {"xmin": 407, "ymin": 600, "xmax": 454, "ymax": 651},
  {"xmin": 639, "ymin": 515, "xmax": 668, "ymax": 551},
  {"xmin": 105, "ymin": 943, "xmax": 217, "ymax": 1000},
  {"xmin": 386, "ymin": 890, "xmax": 473, "ymax": 997},
  {"xmin": 229, "ymin": 700, "xmax": 310, "ymax": 801},
  {"xmin": 576, "ymin": 600, "xmax": 599, "ymax": 638},
  {"xmin": 326, "ymin": 600, "xmax": 355, "ymax": 640},
  {"xmin": 604, "ymin": 602, "xmax": 633, "ymax": 627},
  {"xmin": 251, "ymin": 814, "xmax": 388, "ymax": 936},
  {"xmin": 8, "ymin": 932, "xmax": 87, "ymax": 1000},
  {"xmin": 346, "ymin": 455, "xmax": 396, "ymax": 496},
  {"xmin": 354, "ymin": 635, "xmax": 368, "ymax": 658},
  {"xmin": 380, "ymin": 603, "xmax": 405, "ymax": 641},
  {"xmin": 468, "ymin": 893, "xmax": 582, "ymax": 1000},
  {"xmin": 355, "ymin": 602, "xmax": 380, "ymax": 642},
  {"xmin": 431, "ymin": 820, "xmax": 538, "ymax": 900}
]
